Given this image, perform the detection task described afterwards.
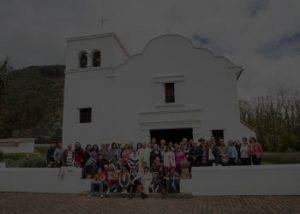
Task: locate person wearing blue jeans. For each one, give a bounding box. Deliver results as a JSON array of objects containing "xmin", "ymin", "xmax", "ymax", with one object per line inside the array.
[
  {"xmin": 228, "ymin": 141, "xmax": 238, "ymax": 165},
  {"xmin": 91, "ymin": 180, "xmax": 104, "ymax": 193},
  {"xmin": 165, "ymin": 167, "xmax": 180, "ymax": 193},
  {"xmin": 90, "ymin": 168, "xmax": 106, "ymax": 198}
]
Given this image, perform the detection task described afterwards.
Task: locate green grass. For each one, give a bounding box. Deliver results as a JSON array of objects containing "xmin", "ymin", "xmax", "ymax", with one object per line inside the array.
[
  {"xmin": 263, "ymin": 152, "xmax": 300, "ymax": 164},
  {"xmin": 3, "ymin": 152, "xmax": 46, "ymax": 168}
]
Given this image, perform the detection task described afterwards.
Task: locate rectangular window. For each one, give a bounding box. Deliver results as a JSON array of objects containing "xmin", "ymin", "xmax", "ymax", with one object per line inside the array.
[
  {"xmin": 79, "ymin": 108, "xmax": 92, "ymax": 123},
  {"xmin": 211, "ymin": 130, "xmax": 224, "ymax": 141},
  {"xmin": 165, "ymin": 83, "xmax": 175, "ymax": 103}
]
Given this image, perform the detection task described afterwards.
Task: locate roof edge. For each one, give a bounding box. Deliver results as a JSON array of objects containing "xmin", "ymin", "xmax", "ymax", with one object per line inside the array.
[
  {"xmin": 66, "ymin": 32, "xmax": 116, "ymax": 42},
  {"xmin": 66, "ymin": 32, "xmax": 130, "ymax": 57},
  {"xmin": 241, "ymin": 119, "xmax": 256, "ymax": 132}
]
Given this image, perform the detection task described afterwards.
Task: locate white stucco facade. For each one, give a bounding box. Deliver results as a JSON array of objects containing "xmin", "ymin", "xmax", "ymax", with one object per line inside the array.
[{"xmin": 63, "ymin": 33, "xmax": 254, "ymax": 146}]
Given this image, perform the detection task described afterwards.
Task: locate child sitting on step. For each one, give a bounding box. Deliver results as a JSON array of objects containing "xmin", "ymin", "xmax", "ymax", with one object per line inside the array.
[
  {"xmin": 90, "ymin": 168, "xmax": 107, "ymax": 198},
  {"xmin": 119, "ymin": 167, "xmax": 130, "ymax": 193},
  {"xmin": 165, "ymin": 167, "xmax": 180, "ymax": 193}
]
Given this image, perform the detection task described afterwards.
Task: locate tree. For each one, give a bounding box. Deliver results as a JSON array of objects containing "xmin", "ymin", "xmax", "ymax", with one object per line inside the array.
[
  {"xmin": 240, "ymin": 89, "xmax": 300, "ymax": 152},
  {"xmin": 0, "ymin": 58, "xmax": 11, "ymax": 101},
  {"xmin": 0, "ymin": 64, "xmax": 64, "ymax": 139}
]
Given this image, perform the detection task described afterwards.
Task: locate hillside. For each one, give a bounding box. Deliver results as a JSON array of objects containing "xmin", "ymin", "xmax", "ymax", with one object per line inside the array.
[{"xmin": 0, "ymin": 65, "xmax": 65, "ymax": 143}]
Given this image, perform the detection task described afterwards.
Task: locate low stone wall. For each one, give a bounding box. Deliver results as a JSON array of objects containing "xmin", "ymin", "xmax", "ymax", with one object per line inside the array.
[
  {"xmin": 0, "ymin": 168, "xmax": 90, "ymax": 193},
  {"xmin": 181, "ymin": 164, "xmax": 300, "ymax": 195},
  {"xmin": 1, "ymin": 165, "xmax": 299, "ymax": 195}
]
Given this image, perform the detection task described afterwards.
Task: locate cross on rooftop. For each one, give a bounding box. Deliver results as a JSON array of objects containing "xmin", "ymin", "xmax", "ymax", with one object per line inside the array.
[{"xmin": 99, "ymin": 16, "xmax": 109, "ymax": 28}]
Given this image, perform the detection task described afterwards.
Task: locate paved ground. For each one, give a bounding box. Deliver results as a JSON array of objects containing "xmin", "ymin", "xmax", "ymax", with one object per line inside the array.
[{"xmin": 0, "ymin": 193, "xmax": 299, "ymax": 214}]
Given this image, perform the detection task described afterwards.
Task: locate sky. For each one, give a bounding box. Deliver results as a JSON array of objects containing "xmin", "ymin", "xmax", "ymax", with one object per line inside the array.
[{"xmin": 0, "ymin": 0, "xmax": 299, "ymax": 99}]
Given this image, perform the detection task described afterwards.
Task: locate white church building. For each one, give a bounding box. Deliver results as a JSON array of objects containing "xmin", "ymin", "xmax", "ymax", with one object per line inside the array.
[{"xmin": 62, "ymin": 32, "xmax": 254, "ymax": 146}]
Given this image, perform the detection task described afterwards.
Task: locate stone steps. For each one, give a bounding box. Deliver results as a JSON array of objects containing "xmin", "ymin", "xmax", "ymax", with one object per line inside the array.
[{"xmin": 80, "ymin": 192, "xmax": 193, "ymax": 199}]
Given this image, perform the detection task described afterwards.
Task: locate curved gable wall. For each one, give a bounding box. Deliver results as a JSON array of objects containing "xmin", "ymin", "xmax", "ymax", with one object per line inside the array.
[
  {"xmin": 108, "ymin": 35, "xmax": 240, "ymax": 139},
  {"xmin": 113, "ymin": 34, "xmax": 237, "ymax": 75}
]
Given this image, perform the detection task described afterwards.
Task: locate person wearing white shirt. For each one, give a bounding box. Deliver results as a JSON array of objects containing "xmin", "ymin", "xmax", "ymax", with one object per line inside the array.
[{"xmin": 164, "ymin": 146, "xmax": 176, "ymax": 169}]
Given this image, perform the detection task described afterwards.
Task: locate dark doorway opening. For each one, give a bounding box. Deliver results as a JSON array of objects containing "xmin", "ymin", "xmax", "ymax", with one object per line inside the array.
[
  {"xmin": 150, "ymin": 128, "xmax": 193, "ymax": 144},
  {"xmin": 211, "ymin": 130, "xmax": 224, "ymax": 141}
]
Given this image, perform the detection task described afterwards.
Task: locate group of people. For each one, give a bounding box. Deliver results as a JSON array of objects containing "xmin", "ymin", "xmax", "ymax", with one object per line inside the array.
[{"xmin": 46, "ymin": 136, "xmax": 263, "ymax": 197}]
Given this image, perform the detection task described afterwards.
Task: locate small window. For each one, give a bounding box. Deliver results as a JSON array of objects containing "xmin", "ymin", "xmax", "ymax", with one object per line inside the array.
[
  {"xmin": 212, "ymin": 130, "xmax": 224, "ymax": 141},
  {"xmin": 92, "ymin": 50, "xmax": 101, "ymax": 67},
  {"xmin": 165, "ymin": 83, "xmax": 175, "ymax": 103},
  {"xmin": 80, "ymin": 108, "xmax": 92, "ymax": 123},
  {"xmin": 79, "ymin": 51, "xmax": 88, "ymax": 68}
]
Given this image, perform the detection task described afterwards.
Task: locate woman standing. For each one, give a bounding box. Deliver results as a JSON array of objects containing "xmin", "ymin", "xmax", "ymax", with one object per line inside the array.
[
  {"xmin": 207, "ymin": 141, "xmax": 215, "ymax": 166},
  {"xmin": 121, "ymin": 144, "xmax": 131, "ymax": 167},
  {"xmin": 228, "ymin": 140, "xmax": 238, "ymax": 165},
  {"xmin": 143, "ymin": 143, "xmax": 152, "ymax": 167},
  {"xmin": 74, "ymin": 142, "xmax": 83, "ymax": 167},
  {"xmin": 137, "ymin": 143, "xmax": 145, "ymax": 170},
  {"xmin": 248, "ymin": 137, "xmax": 263, "ymax": 165},
  {"xmin": 175, "ymin": 146, "xmax": 185, "ymax": 174},
  {"xmin": 218, "ymin": 140, "xmax": 229, "ymax": 166},
  {"xmin": 150, "ymin": 144, "xmax": 162, "ymax": 166},
  {"xmin": 110, "ymin": 142, "xmax": 121, "ymax": 164},
  {"xmin": 240, "ymin": 137, "xmax": 250, "ymax": 165},
  {"xmin": 164, "ymin": 146, "xmax": 176, "ymax": 170}
]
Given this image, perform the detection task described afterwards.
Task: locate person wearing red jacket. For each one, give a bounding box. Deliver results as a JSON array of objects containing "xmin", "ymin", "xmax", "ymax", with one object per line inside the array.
[
  {"xmin": 248, "ymin": 137, "xmax": 263, "ymax": 165},
  {"xmin": 90, "ymin": 168, "xmax": 107, "ymax": 197}
]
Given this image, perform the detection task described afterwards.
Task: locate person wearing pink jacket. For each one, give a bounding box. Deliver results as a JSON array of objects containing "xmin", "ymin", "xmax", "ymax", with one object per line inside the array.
[
  {"xmin": 175, "ymin": 147, "xmax": 185, "ymax": 174},
  {"xmin": 248, "ymin": 137, "xmax": 263, "ymax": 165}
]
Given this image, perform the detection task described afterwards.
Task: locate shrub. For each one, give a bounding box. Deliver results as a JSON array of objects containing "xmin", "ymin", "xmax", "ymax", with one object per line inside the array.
[
  {"xmin": 4, "ymin": 153, "xmax": 28, "ymax": 160},
  {"xmin": 34, "ymin": 146, "xmax": 49, "ymax": 156},
  {"xmin": 263, "ymin": 152, "xmax": 300, "ymax": 164},
  {"xmin": 4, "ymin": 152, "xmax": 46, "ymax": 168},
  {"xmin": 5, "ymin": 156, "xmax": 46, "ymax": 168},
  {"xmin": 23, "ymin": 156, "xmax": 46, "ymax": 168},
  {"xmin": 279, "ymin": 134, "xmax": 300, "ymax": 152}
]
